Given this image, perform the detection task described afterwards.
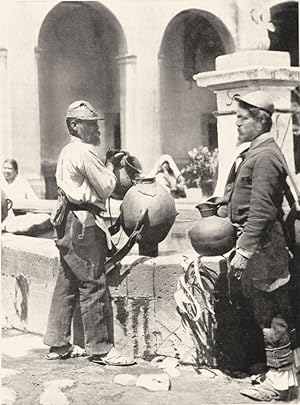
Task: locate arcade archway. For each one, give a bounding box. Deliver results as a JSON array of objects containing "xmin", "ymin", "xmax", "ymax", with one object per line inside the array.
[
  {"xmin": 159, "ymin": 10, "xmax": 234, "ymax": 168},
  {"xmin": 38, "ymin": 1, "xmax": 127, "ymax": 179}
]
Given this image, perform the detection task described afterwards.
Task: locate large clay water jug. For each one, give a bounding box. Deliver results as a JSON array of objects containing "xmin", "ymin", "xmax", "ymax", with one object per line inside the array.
[
  {"xmin": 189, "ymin": 202, "xmax": 236, "ymax": 256},
  {"xmin": 112, "ymin": 154, "xmax": 143, "ymax": 200},
  {"xmin": 121, "ymin": 177, "xmax": 177, "ymax": 245}
]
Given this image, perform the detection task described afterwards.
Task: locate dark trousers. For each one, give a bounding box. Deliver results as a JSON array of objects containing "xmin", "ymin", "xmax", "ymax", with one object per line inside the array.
[
  {"xmin": 44, "ymin": 213, "xmax": 113, "ymax": 356},
  {"xmin": 250, "ymin": 284, "xmax": 295, "ymax": 371},
  {"xmin": 251, "ymin": 284, "xmax": 293, "ymax": 330}
]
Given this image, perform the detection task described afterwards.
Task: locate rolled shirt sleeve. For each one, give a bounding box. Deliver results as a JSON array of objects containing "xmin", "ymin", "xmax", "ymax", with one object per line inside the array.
[{"xmin": 82, "ymin": 148, "xmax": 116, "ymax": 200}]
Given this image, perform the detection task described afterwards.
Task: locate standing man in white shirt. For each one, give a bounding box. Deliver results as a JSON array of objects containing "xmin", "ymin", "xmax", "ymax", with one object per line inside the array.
[{"xmin": 44, "ymin": 100, "xmax": 135, "ymax": 366}]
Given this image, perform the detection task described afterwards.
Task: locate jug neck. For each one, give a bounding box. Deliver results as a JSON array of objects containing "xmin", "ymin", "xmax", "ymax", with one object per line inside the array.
[
  {"xmin": 134, "ymin": 176, "xmax": 156, "ymax": 185},
  {"xmin": 196, "ymin": 202, "xmax": 218, "ymax": 217}
]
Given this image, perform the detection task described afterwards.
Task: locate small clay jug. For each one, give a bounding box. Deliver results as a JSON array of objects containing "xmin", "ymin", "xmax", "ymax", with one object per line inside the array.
[
  {"xmin": 112, "ymin": 155, "xmax": 143, "ymax": 200},
  {"xmin": 189, "ymin": 201, "xmax": 236, "ymax": 256}
]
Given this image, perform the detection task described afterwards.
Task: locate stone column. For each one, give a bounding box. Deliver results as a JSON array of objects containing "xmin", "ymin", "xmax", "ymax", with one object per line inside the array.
[
  {"xmin": 31, "ymin": 46, "xmax": 45, "ymax": 197},
  {"xmin": 117, "ymin": 52, "xmax": 161, "ymax": 174},
  {"xmin": 135, "ymin": 56, "xmax": 162, "ymax": 174},
  {"xmin": 116, "ymin": 54, "xmax": 137, "ymax": 153},
  {"xmin": 9, "ymin": 44, "xmax": 44, "ymax": 197},
  {"xmin": 0, "ymin": 48, "xmax": 12, "ymax": 161},
  {"xmin": 194, "ymin": 50, "xmax": 299, "ymax": 196}
]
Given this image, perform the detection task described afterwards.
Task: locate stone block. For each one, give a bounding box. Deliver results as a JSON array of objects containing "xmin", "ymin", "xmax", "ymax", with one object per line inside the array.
[
  {"xmin": 125, "ymin": 257, "xmax": 156, "ymax": 298},
  {"xmin": 153, "ymin": 259, "xmax": 184, "ymax": 299},
  {"xmin": 153, "ymin": 298, "xmax": 195, "ymax": 360},
  {"xmin": 1, "ymin": 274, "xmax": 19, "ymax": 329},
  {"xmin": 107, "ymin": 266, "xmax": 128, "ymax": 298},
  {"xmin": 113, "ymin": 374, "xmax": 138, "ymax": 386},
  {"xmin": 216, "ymin": 50, "xmax": 290, "ymax": 70},
  {"xmin": 1, "ymin": 234, "xmax": 226, "ymax": 362},
  {"xmin": 136, "ymin": 373, "xmax": 170, "ymax": 392},
  {"xmin": 112, "ymin": 297, "xmax": 156, "ymax": 359},
  {"xmin": 1, "ymin": 234, "xmax": 59, "ymax": 283}
]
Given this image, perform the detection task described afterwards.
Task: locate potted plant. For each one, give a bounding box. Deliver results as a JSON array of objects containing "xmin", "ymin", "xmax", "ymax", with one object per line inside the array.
[{"xmin": 181, "ymin": 146, "xmax": 218, "ymax": 197}]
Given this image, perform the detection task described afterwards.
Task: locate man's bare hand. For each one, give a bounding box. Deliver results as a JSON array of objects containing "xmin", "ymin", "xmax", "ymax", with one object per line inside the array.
[
  {"xmin": 106, "ymin": 150, "xmax": 127, "ymax": 167},
  {"xmin": 229, "ymin": 251, "xmax": 248, "ymax": 280}
]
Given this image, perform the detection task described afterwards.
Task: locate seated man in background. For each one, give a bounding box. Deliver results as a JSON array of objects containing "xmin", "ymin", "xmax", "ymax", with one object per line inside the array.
[
  {"xmin": 1, "ymin": 159, "xmax": 50, "ymax": 235},
  {"xmin": 1, "ymin": 159, "xmax": 38, "ymax": 203}
]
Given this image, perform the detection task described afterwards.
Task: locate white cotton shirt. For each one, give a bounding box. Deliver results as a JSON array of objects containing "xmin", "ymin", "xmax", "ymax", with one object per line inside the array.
[
  {"xmin": 1, "ymin": 175, "xmax": 38, "ymax": 201},
  {"xmin": 56, "ymin": 136, "xmax": 116, "ymax": 227}
]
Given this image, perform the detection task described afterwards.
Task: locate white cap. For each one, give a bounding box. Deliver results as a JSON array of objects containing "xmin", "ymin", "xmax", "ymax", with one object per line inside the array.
[
  {"xmin": 66, "ymin": 100, "xmax": 104, "ymax": 120},
  {"xmin": 234, "ymin": 91, "xmax": 275, "ymax": 116}
]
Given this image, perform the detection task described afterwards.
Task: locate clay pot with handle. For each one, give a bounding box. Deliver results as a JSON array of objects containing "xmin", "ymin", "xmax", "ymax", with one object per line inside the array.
[{"xmin": 189, "ymin": 200, "xmax": 236, "ymax": 256}]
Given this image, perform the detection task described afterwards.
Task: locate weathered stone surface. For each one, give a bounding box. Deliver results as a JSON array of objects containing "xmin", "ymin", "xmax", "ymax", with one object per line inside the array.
[
  {"xmin": 1, "ymin": 368, "xmax": 19, "ymax": 378},
  {"xmin": 2, "ymin": 213, "xmax": 51, "ymax": 235},
  {"xmin": 164, "ymin": 367, "xmax": 181, "ymax": 378},
  {"xmin": 126, "ymin": 258, "xmax": 155, "ymax": 298},
  {"xmin": 40, "ymin": 379, "xmax": 75, "ymax": 405},
  {"xmin": 153, "ymin": 260, "xmax": 183, "ymax": 298},
  {"xmin": 2, "ymin": 328, "xmax": 259, "ymax": 404},
  {"xmin": 113, "ymin": 374, "xmax": 138, "ymax": 386},
  {"xmin": 1, "ymin": 235, "xmax": 224, "ymax": 362},
  {"xmin": 1, "ymin": 334, "xmax": 45, "ymax": 358},
  {"xmin": 2, "ymin": 387, "xmax": 17, "ymax": 404},
  {"xmin": 216, "ymin": 50, "xmax": 291, "ymax": 70},
  {"xmin": 43, "ymin": 379, "xmax": 75, "ymax": 389},
  {"xmin": 157, "ymin": 357, "xmax": 179, "ymax": 369},
  {"xmin": 136, "ymin": 373, "xmax": 170, "ymax": 392},
  {"xmin": 152, "ymin": 298, "xmax": 195, "ymax": 359}
]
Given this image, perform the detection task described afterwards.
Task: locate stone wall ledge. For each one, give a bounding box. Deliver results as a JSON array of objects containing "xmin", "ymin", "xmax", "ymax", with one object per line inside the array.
[
  {"xmin": 1, "ymin": 233, "xmax": 222, "ymax": 361},
  {"xmin": 193, "ymin": 66, "xmax": 300, "ymax": 90}
]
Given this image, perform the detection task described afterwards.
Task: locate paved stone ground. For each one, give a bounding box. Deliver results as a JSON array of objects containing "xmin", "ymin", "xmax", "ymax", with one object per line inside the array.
[{"xmin": 1, "ymin": 328, "xmax": 294, "ymax": 405}]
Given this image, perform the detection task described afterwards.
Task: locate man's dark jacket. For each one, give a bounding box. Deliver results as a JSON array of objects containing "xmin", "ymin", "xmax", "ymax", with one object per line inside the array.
[{"xmin": 225, "ymin": 136, "xmax": 290, "ymax": 292}]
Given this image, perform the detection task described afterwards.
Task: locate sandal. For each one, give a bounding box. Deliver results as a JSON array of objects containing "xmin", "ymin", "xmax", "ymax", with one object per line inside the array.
[
  {"xmin": 46, "ymin": 344, "xmax": 86, "ymax": 360},
  {"xmin": 70, "ymin": 345, "xmax": 87, "ymax": 358},
  {"xmin": 91, "ymin": 347, "xmax": 136, "ymax": 366}
]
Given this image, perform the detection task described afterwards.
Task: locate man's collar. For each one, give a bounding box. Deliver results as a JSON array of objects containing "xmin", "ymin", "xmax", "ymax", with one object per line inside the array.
[
  {"xmin": 70, "ymin": 136, "xmax": 84, "ymax": 143},
  {"xmin": 250, "ymin": 132, "xmax": 274, "ymax": 149}
]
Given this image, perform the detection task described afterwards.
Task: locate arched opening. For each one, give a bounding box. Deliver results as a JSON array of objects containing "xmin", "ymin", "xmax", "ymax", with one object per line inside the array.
[
  {"xmin": 269, "ymin": 2, "xmax": 299, "ymax": 173},
  {"xmin": 269, "ymin": 1, "xmax": 298, "ymax": 66},
  {"xmin": 38, "ymin": 1, "xmax": 127, "ymax": 197},
  {"xmin": 159, "ymin": 10, "xmax": 234, "ymax": 175}
]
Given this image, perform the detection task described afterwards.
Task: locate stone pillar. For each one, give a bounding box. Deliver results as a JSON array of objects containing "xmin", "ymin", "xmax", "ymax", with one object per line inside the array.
[
  {"xmin": 9, "ymin": 43, "xmax": 45, "ymax": 197},
  {"xmin": 117, "ymin": 52, "xmax": 161, "ymax": 174},
  {"xmin": 194, "ymin": 50, "xmax": 299, "ymax": 196},
  {"xmin": 116, "ymin": 54, "xmax": 137, "ymax": 153},
  {"xmin": 32, "ymin": 47, "xmax": 45, "ymax": 197},
  {"xmin": 136, "ymin": 56, "xmax": 162, "ymax": 174},
  {"xmin": 0, "ymin": 48, "xmax": 12, "ymax": 162}
]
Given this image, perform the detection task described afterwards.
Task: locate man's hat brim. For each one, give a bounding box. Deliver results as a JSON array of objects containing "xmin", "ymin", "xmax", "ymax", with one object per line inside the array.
[
  {"xmin": 234, "ymin": 92, "xmax": 275, "ymax": 116},
  {"xmin": 67, "ymin": 115, "xmax": 105, "ymax": 121}
]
